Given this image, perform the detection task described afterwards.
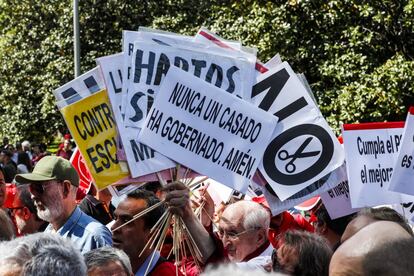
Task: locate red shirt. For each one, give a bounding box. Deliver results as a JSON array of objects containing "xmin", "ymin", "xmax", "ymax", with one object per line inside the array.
[
  {"xmin": 268, "ymin": 211, "xmax": 314, "ymax": 248},
  {"xmin": 150, "ymin": 261, "xmax": 183, "ymax": 276}
]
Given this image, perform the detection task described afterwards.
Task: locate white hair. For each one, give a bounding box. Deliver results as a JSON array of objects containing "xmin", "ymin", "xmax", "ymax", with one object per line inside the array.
[
  {"xmin": 84, "ymin": 246, "xmax": 132, "ymax": 275},
  {"xmin": 0, "ymin": 232, "xmax": 87, "ymax": 276},
  {"xmin": 22, "ymin": 141, "xmax": 30, "ymax": 148},
  {"xmin": 224, "ymin": 200, "xmax": 270, "ymax": 232}
]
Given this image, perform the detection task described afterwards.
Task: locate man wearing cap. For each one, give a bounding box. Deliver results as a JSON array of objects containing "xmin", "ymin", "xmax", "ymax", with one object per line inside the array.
[{"xmin": 15, "ymin": 156, "xmax": 112, "ymax": 253}]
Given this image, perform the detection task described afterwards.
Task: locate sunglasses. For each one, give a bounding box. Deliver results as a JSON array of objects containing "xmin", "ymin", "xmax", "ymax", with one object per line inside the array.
[{"xmin": 29, "ymin": 180, "xmax": 62, "ymax": 195}]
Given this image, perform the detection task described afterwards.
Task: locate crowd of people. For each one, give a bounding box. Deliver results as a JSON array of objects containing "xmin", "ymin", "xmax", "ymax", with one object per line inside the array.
[{"xmin": 0, "ymin": 138, "xmax": 413, "ymax": 275}]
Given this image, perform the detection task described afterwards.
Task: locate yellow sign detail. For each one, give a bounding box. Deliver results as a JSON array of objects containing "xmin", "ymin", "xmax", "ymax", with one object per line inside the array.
[{"xmin": 61, "ymin": 90, "xmax": 129, "ymax": 189}]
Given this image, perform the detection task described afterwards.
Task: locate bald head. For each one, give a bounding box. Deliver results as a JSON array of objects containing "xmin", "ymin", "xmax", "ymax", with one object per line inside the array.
[
  {"xmin": 330, "ymin": 221, "xmax": 411, "ymax": 275},
  {"xmin": 340, "ymin": 215, "xmax": 376, "ymax": 244}
]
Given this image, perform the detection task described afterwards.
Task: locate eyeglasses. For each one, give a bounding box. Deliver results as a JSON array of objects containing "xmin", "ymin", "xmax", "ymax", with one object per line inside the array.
[
  {"xmin": 29, "ymin": 180, "xmax": 61, "ymax": 195},
  {"xmin": 217, "ymin": 227, "xmax": 262, "ymax": 241}
]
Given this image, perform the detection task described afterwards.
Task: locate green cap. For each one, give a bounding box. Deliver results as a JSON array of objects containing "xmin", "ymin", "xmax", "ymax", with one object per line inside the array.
[{"xmin": 15, "ymin": 156, "xmax": 79, "ymax": 187}]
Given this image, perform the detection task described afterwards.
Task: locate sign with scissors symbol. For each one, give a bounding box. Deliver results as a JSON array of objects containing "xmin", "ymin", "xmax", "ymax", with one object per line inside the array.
[{"xmin": 278, "ymin": 137, "xmax": 320, "ymax": 173}]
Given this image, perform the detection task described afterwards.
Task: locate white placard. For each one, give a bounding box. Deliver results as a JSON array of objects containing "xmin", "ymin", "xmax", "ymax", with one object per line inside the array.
[
  {"xmin": 54, "ymin": 67, "xmax": 105, "ymax": 109},
  {"xmin": 124, "ymin": 40, "xmax": 256, "ymax": 129},
  {"xmin": 252, "ymin": 163, "xmax": 347, "ymax": 216},
  {"xmin": 139, "ymin": 67, "xmax": 278, "ymax": 192},
  {"xmin": 97, "ymin": 53, "xmax": 176, "ymax": 178},
  {"xmin": 253, "ymin": 62, "xmax": 344, "ymax": 200},
  {"xmin": 389, "ymin": 107, "xmax": 414, "ymax": 195},
  {"xmin": 342, "ymin": 122, "xmax": 405, "ymax": 208},
  {"xmin": 320, "ymin": 175, "xmax": 360, "ymax": 219},
  {"xmin": 121, "ymin": 31, "xmax": 142, "ymax": 116}
]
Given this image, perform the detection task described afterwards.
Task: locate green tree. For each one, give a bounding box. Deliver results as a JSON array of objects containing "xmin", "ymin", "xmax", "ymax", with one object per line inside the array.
[{"xmin": 0, "ymin": 0, "xmax": 413, "ymax": 142}]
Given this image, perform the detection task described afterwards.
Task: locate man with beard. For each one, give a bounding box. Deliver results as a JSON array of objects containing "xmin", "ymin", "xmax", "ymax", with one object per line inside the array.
[
  {"xmin": 15, "ymin": 156, "xmax": 112, "ymax": 253},
  {"xmin": 6, "ymin": 183, "xmax": 48, "ymax": 235}
]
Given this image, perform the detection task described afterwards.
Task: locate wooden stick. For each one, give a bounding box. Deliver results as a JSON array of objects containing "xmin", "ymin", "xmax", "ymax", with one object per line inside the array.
[
  {"xmin": 175, "ymin": 164, "xmax": 181, "ymax": 181},
  {"xmin": 111, "ymin": 200, "xmax": 165, "ymax": 233},
  {"xmin": 179, "ymin": 216, "xmax": 203, "ymax": 260},
  {"xmin": 187, "ymin": 176, "xmax": 209, "ymax": 190},
  {"xmin": 143, "ymin": 212, "xmax": 172, "ymax": 276},
  {"xmin": 156, "ymin": 172, "xmax": 167, "ymax": 187}
]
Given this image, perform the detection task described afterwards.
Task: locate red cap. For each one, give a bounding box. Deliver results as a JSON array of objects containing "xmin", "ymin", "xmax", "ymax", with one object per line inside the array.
[
  {"xmin": 252, "ymin": 195, "xmax": 270, "ymax": 209},
  {"xmin": 294, "ymin": 196, "xmax": 321, "ymax": 211}
]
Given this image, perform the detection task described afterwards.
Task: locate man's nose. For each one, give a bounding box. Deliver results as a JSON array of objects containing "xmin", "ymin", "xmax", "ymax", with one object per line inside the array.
[{"xmin": 221, "ymin": 234, "xmax": 232, "ymax": 247}]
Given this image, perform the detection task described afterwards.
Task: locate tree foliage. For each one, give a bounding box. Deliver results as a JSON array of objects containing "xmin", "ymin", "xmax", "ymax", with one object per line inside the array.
[{"xmin": 0, "ymin": 0, "xmax": 413, "ymax": 142}]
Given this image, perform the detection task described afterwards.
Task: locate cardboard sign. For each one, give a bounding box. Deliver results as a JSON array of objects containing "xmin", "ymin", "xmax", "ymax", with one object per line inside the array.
[
  {"xmin": 97, "ymin": 53, "xmax": 176, "ymax": 178},
  {"xmin": 54, "ymin": 67, "xmax": 105, "ymax": 109},
  {"xmin": 124, "ymin": 40, "xmax": 256, "ymax": 129},
  {"xmin": 252, "ymin": 62, "xmax": 344, "ymax": 200},
  {"xmin": 320, "ymin": 177, "xmax": 360, "ymax": 219},
  {"xmin": 139, "ymin": 67, "xmax": 277, "ymax": 192},
  {"xmin": 60, "ymin": 90, "xmax": 129, "ymax": 189},
  {"xmin": 70, "ymin": 148, "xmax": 92, "ymax": 196},
  {"xmin": 389, "ymin": 107, "xmax": 414, "ymax": 195},
  {"xmin": 195, "ymin": 28, "xmax": 267, "ymax": 74},
  {"xmin": 342, "ymin": 122, "xmax": 405, "ymax": 208},
  {"xmin": 252, "ymin": 163, "xmax": 347, "ymax": 216},
  {"xmin": 121, "ymin": 31, "xmax": 142, "ymax": 116},
  {"xmin": 396, "ymin": 201, "xmax": 414, "ymax": 223}
]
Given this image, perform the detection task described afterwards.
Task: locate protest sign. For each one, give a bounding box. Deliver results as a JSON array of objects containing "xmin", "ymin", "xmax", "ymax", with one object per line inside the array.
[
  {"xmin": 195, "ymin": 32, "xmax": 335, "ymax": 201},
  {"xmin": 70, "ymin": 148, "xmax": 92, "ymax": 199},
  {"xmin": 60, "ymin": 89, "xmax": 129, "ymax": 189},
  {"xmin": 195, "ymin": 28, "xmax": 267, "ymax": 74},
  {"xmin": 121, "ymin": 31, "xmax": 142, "ymax": 116},
  {"xmin": 342, "ymin": 122, "xmax": 405, "ymax": 208},
  {"xmin": 195, "ymin": 27, "xmax": 243, "ymax": 50},
  {"xmin": 397, "ymin": 201, "xmax": 414, "ymax": 223},
  {"xmin": 320, "ymin": 178, "xmax": 360, "ymax": 219},
  {"xmin": 389, "ymin": 107, "xmax": 414, "ymax": 196},
  {"xmin": 139, "ymin": 66, "xmax": 277, "ymax": 192},
  {"xmin": 97, "ymin": 53, "xmax": 176, "ymax": 178},
  {"xmin": 252, "ymin": 62, "xmax": 344, "ymax": 201},
  {"xmin": 252, "ymin": 163, "xmax": 347, "ymax": 216},
  {"xmin": 124, "ymin": 39, "xmax": 256, "ymax": 129},
  {"xmin": 54, "ymin": 67, "xmax": 105, "ymax": 109}
]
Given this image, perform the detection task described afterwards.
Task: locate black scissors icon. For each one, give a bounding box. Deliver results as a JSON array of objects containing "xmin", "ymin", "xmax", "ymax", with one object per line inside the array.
[{"xmin": 277, "ymin": 137, "xmax": 321, "ymax": 173}]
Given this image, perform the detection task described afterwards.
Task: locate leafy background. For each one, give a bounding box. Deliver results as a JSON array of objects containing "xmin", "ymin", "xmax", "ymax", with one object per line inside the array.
[{"xmin": 0, "ymin": 0, "xmax": 413, "ymax": 143}]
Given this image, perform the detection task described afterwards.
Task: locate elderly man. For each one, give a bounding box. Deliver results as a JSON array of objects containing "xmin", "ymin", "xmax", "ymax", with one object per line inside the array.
[
  {"xmin": 6, "ymin": 183, "xmax": 48, "ymax": 235},
  {"xmin": 84, "ymin": 247, "xmax": 133, "ymax": 276},
  {"xmin": 0, "ymin": 232, "xmax": 87, "ymax": 276},
  {"xmin": 15, "ymin": 156, "xmax": 112, "ymax": 253},
  {"xmin": 165, "ymin": 182, "xmax": 273, "ymax": 272},
  {"xmin": 111, "ymin": 188, "xmax": 179, "ymax": 275}
]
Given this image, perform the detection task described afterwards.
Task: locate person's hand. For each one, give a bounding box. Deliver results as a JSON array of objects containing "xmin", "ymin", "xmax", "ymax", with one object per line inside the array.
[
  {"xmin": 197, "ymin": 185, "xmax": 215, "ymax": 228},
  {"xmin": 163, "ymin": 181, "xmax": 192, "ymax": 218}
]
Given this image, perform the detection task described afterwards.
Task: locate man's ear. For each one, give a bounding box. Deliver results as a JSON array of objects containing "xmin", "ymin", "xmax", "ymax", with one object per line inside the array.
[
  {"xmin": 319, "ymin": 222, "xmax": 328, "ymax": 234},
  {"xmin": 62, "ymin": 180, "xmax": 71, "ymax": 198},
  {"xmin": 22, "ymin": 207, "xmax": 31, "ymax": 220},
  {"xmin": 257, "ymin": 228, "xmax": 267, "ymax": 246}
]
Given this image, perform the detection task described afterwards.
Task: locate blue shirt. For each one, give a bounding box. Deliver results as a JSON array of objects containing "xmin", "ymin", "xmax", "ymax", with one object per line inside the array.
[
  {"xmin": 45, "ymin": 206, "xmax": 112, "ymax": 253},
  {"xmin": 135, "ymin": 250, "xmax": 160, "ymax": 276}
]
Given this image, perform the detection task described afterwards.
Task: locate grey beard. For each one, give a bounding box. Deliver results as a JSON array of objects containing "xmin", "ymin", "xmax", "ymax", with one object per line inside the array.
[{"xmin": 36, "ymin": 192, "xmax": 64, "ymax": 223}]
